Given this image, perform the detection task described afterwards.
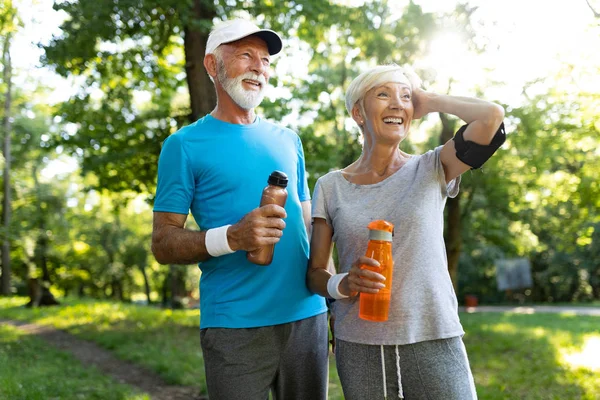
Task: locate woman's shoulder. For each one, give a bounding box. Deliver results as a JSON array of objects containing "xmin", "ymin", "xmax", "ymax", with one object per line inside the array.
[
  {"xmin": 315, "ymin": 169, "xmax": 343, "ymax": 186},
  {"xmin": 411, "ymin": 146, "xmax": 443, "ymax": 168}
]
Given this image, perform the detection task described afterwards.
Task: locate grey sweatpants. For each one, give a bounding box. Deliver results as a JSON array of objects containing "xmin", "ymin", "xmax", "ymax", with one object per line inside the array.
[
  {"xmin": 335, "ymin": 336, "xmax": 477, "ymax": 400},
  {"xmin": 200, "ymin": 312, "xmax": 329, "ymax": 400}
]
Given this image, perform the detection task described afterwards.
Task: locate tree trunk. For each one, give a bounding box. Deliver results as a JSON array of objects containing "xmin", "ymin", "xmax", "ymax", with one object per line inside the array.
[
  {"xmin": 183, "ymin": 0, "xmax": 217, "ymax": 122},
  {"xmin": 111, "ymin": 278, "xmax": 123, "ymax": 301},
  {"xmin": 31, "ymin": 165, "xmax": 59, "ymax": 306},
  {"xmin": 161, "ymin": 265, "xmax": 187, "ymax": 309},
  {"xmin": 445, "ymin": 195, "xmax": 462, "ymax": 291},
  {"xmin": 139, "ymin": 262, "xmax": 152, "ymax": 304},
  {"xmin": 161, "ymin": 268, "xmax": 171, "ymax": 307},
  {"xmin": 1, "ymin": 33, "xmax": 12, "ymax": 296},
  {"xmin": 170, "ymin": 264, "xmax": 186, "ymax": 309},
  {"xmin": 439, "ymin": 112, "xmax": 462, "ymax": 291},
  {"xmin": 26, "ymin": 278, "xmax": 42, "ymax": 307}
]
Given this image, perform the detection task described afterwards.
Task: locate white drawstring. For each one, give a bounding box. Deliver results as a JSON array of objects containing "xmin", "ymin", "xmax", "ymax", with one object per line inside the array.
[
  {"xmin": 395, "ymin": 345, "xmax": 404, "ymax": 398},
  {"xmin": 381, "ymin": 345, "xmax": 404, "ymax": 399},
  {"xmin": 381, "ymin": 345, "xmax": 388, "ymax": 399}
]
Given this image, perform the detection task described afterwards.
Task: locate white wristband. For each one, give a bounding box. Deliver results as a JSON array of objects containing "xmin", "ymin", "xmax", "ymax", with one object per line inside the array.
[
  {"xmin": 205, "ymin": 225, "xmax": 234, "ymax": 257},
  {"xmin": 327, "ymin": 273, "xmax": 350, "ymax": 299}
]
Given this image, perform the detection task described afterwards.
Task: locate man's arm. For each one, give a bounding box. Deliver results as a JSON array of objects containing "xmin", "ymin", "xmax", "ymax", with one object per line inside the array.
[
  {"xmin": 152, "ymin": 205, "xmax": 287, "ymax": 265},
  {"xmin": 151, "ymin": 212, "xmax": 210, "ymax": 265}
]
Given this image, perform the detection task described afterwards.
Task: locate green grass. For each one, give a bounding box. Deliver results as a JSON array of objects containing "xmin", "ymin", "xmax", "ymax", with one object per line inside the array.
[
  {"xmin": 1, "ymin": 297, "xmax": 599, "ymax": 399},
  {"xmin": 535, "ymin": 301, "xmax": 600, "ymax": 308},
  {"xmin": 0, "ymin": 323, "xmax": 149, "ymax": 400},
  {"xmin": 0, "ymin": 297, "xmax": 342, "ymax": 398},
  {"xmin": 462, "ymin": 312, "xmax": 600, "ymax": 400},
  {"xmin": 0, "ymin": 297, "xmax": 205, "ymax": 391}
]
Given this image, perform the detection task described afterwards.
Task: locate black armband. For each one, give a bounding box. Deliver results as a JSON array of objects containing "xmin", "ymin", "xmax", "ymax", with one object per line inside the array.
[{"xmin": 452, "ymin": 122, "xmax": 506, "ymax": 169}]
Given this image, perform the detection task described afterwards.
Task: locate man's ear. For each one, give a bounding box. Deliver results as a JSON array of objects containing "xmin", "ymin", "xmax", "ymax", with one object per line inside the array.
[{"xmin": 203, "ymin": 54, "xmax": 218, "ymax": 79}]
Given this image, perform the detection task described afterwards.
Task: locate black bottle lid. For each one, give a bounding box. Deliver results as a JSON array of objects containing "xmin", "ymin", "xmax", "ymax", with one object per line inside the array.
[{"xmin": 268, "ymin": 171, "xmax": 288, "ymax": 187}]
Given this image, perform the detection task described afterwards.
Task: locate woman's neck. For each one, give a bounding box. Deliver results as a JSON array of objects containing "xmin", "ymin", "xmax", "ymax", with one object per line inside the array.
[
  {"xmin": 359, "ymin": 144, "xmax": 401, "ymax": 174},
  {"xmin": 343, "ymin": 144, "xmax": 410, "ymax": 184}
]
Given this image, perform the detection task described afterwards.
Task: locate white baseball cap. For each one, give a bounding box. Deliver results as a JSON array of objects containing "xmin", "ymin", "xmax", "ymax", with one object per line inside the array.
[{"xmin": 205, "ymin": 19, "xmax": 283, "ymax": 56}]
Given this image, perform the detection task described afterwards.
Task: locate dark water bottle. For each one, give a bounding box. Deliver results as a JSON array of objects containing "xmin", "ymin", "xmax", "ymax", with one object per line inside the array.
[{"xmin": 246, "ymin": 171, "xmax": 288, "ymax": 266}]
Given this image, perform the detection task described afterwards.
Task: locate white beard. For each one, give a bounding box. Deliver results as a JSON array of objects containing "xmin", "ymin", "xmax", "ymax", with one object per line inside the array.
[{"xmin": 217, "ymin": 59, "xmax": 267, "ymax": 110}]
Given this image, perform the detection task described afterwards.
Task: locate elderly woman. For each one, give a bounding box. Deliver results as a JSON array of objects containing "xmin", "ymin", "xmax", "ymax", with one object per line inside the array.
[{"xmin": 307, "ymin": 64, "xmax": 505, "ymax": 399}]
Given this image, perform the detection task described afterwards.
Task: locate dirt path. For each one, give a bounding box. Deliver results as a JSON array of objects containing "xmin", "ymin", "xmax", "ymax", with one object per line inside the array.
[{"xmin": 1, "ymin": 319, "xmax": 207, "ymax": 400}]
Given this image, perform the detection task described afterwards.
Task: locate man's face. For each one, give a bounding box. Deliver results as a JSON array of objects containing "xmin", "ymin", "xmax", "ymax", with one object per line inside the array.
[{"xmin": 215, "ymin": 36, "xmax": 271, "ymax": 110}]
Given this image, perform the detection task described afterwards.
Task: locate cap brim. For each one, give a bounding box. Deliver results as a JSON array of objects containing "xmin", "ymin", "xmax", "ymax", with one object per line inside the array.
[
  {"xmin": 252, "ymin": 30, "xmax": 283, "ymax": 55},
  {"xmin": 223, "ymin": 29, "xmax": 283, "ymax": 56}
]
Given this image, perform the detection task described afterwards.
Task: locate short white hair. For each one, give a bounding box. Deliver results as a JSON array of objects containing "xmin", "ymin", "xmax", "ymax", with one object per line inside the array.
[{"xmin": 345, "ymin": 64, "xmax": 422, "ymax": 116}]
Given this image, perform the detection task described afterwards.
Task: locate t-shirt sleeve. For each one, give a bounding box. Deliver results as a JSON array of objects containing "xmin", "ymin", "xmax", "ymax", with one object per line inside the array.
[
  {"xmin": 296, "ymin": 135, "xmax": 311, "ymax": 202},
  {"xmin": 311, "ymin": 178, "xmax": 331, "ymax": 226},
  {"xmin": 153, "ymin": 134, "xmax": 195, "ymax": 214},
  {"xmin": 433, "ymin": 145, "xmax": 461, "ymax": 198}
]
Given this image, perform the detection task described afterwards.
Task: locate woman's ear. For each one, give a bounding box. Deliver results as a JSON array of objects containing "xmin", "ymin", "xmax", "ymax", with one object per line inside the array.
[
  {"xmin": 351, "ymin": 104, "xmax": 364, "ymax": 126},
  {"xmin": 203, "ymin": 54, "xmax": 218, "ymax": 80}
]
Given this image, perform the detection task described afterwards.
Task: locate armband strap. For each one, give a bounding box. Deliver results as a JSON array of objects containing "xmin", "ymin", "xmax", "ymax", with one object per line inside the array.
[{"xmin": 452, "ymin": 122, "xmax": 506, "ymax": 169}]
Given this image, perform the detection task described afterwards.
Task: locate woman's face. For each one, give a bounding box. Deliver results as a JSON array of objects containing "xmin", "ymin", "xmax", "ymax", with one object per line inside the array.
[{"xmin": 358, "ymin": 81, "xmax": 413, "ymax": 145}]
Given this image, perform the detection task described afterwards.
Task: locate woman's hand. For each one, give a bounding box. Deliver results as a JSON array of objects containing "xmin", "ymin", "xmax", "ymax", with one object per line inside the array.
[
  {"xmin": 340, "ymin": 256, "xmax": 386, "ymax": 296},
  {"xmin": 411, "ymin": 88, "xmax": 433, "ymax": 120}
]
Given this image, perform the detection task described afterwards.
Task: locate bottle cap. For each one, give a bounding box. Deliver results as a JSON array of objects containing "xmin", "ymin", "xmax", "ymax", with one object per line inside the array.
[
  {"xmin": 268, "ymin": 170, "xmax": 288, "ymax": 187},
  {"xmin": 367, "ymin": 220, "xmax": 394, "ymax": 242}
]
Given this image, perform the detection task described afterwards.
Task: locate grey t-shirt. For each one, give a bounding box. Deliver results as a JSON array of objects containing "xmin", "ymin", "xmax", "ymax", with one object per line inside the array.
[{"xmin": 312, "ymin": 146, "xmax": 465, "ymax": 345}]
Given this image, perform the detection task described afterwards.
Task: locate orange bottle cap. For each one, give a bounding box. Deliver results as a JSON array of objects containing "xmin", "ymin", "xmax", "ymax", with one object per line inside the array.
[{"xmin": 367, "ymin": 220, "xmax": 394, "ymax": 232}]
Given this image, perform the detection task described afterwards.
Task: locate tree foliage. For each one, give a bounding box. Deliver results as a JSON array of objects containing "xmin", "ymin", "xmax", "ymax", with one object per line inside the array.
[
  {"xmin": 0, "ymin": 0, "xmax": 596, "ymax": 304},
  {"xmin": 457, "ymin": 67, "xmax": 600, "ymax": 302}
]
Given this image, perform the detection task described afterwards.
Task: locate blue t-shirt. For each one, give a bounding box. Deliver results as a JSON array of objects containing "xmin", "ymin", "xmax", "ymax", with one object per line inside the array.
[{"xmin": 154, "ymin": 114, "xmax": 327, "ymax": 328}]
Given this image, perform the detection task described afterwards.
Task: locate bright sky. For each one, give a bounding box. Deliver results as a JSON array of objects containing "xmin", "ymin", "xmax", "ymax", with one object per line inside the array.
[
  {"xmin": 10, "ymin": 0, "xmax": 600, "ymax": 174},
  {"xmin": 334, "ymin": 0, "xmax": 600, "ymax": 102},
  {"xmin": 11, "ymin": 0, "xmax": 68, "ymax": 102},
  {"xmin": 419, "ymin": 0, "xmax": 600, "ymax": 103}
]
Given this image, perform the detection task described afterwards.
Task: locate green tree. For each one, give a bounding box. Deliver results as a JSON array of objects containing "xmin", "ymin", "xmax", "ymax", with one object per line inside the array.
[
  {"xmin": 9, "ymin": 106, "xmax": 67, "ymax": 305},
  {"xmin": 457, "ymin": 59, "xmax": 600, "ymax": 303},
  {"xmin": 42, "ymin": 0, "xmax": 441, "ymax": 192},
  {"xmin": 42, "ymin": 0, "xmax": 489, "ymax": 295},
  {"xmin": 0, "ymin": 0, "xmax": 18, "ymax": 295}
]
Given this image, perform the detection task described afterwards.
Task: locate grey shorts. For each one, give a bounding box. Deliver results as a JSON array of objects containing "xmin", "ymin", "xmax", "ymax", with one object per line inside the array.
[
  {"xmin": 335, "ymin": 336, "xmax": 478, "ymax": 400},
  {"xmin": 200, "ymin": 312, "xmax": 329, "ymax": 400}
]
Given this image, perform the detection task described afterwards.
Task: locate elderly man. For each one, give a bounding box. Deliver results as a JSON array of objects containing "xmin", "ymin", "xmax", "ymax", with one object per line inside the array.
[{"xmin": 151, "ymin": 19, "xmax": 328, "ymax": 400}]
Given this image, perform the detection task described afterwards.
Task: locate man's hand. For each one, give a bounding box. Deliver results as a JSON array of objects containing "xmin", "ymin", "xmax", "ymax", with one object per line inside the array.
[{"xmin": 227, "ymin": 204, "xmax": 287, "ymax": 252}]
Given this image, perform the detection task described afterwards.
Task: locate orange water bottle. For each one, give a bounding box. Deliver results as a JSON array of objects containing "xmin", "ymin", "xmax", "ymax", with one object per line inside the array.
[{"xmin": 359, "ymin": 220, "xmax": 394, "ymax": 322}]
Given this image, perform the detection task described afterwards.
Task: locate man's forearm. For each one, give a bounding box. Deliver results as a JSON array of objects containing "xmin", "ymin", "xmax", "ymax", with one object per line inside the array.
[{"xmin": 152, "ymin": 226, "xmax": 212, "ymax": 265}]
